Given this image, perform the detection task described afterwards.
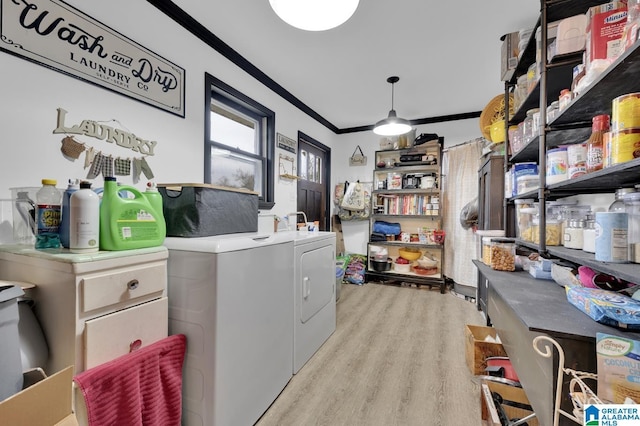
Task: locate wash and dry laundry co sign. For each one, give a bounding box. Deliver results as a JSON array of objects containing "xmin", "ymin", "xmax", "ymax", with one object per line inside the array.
[{"xmin": 0, "ymin": 0, "xmax": 185, "ymax": 117}]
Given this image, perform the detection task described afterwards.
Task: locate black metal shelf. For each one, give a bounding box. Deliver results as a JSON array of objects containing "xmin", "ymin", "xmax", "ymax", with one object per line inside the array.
[
  {"xmin": 369, "ymin": 139, "xmax": 445, "ymax": 293},
  {"xmin": 504, "ymin": 2, "xmax": 640, "ymax": 283},
  {"xmin": 366, "ymin": 269, "xmax": 446, "ymax": 293},
  {"xmin": 374, "ymin": 165, "xmax": 439, "ymax": 174},
  {"xmin": 547, "ymin": 158, "xmax": 640, "ymax": 196},
  {"xmin": 373, "ymin": 188, "xmax": 439, "ymax": 195},
  {"xmin": 368, "ymin": 240, "xmax": 443, "ymax": 249},
  {"xmin": 510, "ymin": 62, "xmax": 576, "ymax": 123},
  {"xmin": 514, "ymin": 240, "xmax": 640, "ymax": 285},
  {"xmin": 508, "ymin": 0, "xmax": 609, "ymax": 84},
  {"xmin": 371, "ymin": 214, "xmax": 441, "ymax": 220},
  {"xmin": 551, "ymin": 39, "xmax": 640, "ymax": 126}
]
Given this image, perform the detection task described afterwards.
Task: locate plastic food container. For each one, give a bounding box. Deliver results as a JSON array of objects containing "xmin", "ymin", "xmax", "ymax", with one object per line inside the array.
[
  {"xmin": 516, "ymin": 175, "xmax": 539, "ymax": 195},
  {"xmin": 532, "ymin": 218, "xmax": 562, "ymax": 246},
  {"xmin": 490, "ymin": 238, "xmax": 516, "ymax": 271},
  {"xmin": 482, "ymin": 237, "xmax": 493, "ymax": 265},
  {"xmin": 475, "ymin": 230, "xmax": 505, "ymax": 263},
  {"xmin": 514, "ymin": 199, "xmax": 535, "ymax": 239}
]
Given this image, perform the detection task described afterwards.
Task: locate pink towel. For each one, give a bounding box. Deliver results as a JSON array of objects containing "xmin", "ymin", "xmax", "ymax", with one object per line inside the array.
[{"xmin": 73, "ymin": 334, "xmax": 186, "ymax": 426}]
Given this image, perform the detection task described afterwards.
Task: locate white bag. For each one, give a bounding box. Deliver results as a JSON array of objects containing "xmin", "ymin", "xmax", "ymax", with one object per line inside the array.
[
  {"xmin": 340, "ymin": 181, "xmax": 365, "ymax": 211},
  {"xmin": 349, "ymin": 145, "xmax": 367, "ymax": 166}
]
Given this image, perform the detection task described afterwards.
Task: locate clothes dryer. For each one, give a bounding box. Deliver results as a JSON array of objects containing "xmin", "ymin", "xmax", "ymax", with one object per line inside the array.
[{"xmin": 290, "ymin": 232, "xmax": 336, "ymax": 373}]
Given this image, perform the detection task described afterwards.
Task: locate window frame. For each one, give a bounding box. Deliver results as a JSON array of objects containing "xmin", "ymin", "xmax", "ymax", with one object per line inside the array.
[{"xmin": 204, "ymin": 73, "xmax": 275, "ymax": 209}]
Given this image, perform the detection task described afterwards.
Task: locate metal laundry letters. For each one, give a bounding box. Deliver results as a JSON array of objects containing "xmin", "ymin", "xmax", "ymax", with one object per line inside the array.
[
  {"xmin": 53, "ymin": 108, "xmax": 157, "ymax": 155},
  {"xmin": 1, "ymin": 0, "xmax": 185, "ymax": 117}
]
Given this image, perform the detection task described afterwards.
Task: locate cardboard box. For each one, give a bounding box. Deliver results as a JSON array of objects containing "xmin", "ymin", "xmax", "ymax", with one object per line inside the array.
[
  {"xmin": 0, "ymin": 366, "xmax": 78, "ymax": 425},
  {"xmin": 586, "ymin": 1, "xmax": 628, "ymax": 67},
  {"xmin": 501, "ymin": 32, "xmax": 519, "ymax": 81},
  {"xmin": 481, "ymin": 380, "xmax": 539, "ymax": 426},
  {"xmin": 465, "ymin": 324, "xmax": 507, "ymax": 375}
]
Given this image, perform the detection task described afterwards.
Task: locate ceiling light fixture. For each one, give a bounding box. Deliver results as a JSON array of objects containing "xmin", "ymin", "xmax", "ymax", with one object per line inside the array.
[
  {"xmin": 269, "ymin": 0, "xmax": 359, "ymax": 32},
  {"xmin": 373, "ymin": 76, "xmax": 412, "ymax": 136}
]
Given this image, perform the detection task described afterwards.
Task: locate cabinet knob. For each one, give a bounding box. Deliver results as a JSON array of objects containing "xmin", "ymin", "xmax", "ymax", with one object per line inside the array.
[
  {"xmin": 129, "ymin": 339, "xmax": 142, "ymax": 352},
  {"xmin": 127, "ymin": 279, "xmax": 139, "ymax": 291}
]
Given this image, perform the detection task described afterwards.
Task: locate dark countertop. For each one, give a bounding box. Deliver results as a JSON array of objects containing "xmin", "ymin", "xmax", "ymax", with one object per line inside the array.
[{"xmin": 474, "ymin": 260, "xmax": 640, "ymax": 343}]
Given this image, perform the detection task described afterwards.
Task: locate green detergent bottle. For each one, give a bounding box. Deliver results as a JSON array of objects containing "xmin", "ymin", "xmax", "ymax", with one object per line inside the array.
[{"xmin": 100, "ymin": 177, "xmax": 166, "ymax": 251}]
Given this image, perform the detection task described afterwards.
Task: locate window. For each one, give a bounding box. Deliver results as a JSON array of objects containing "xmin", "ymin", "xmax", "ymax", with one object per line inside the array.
[{"xmin": 205, "ymin": 73, "xmax": 275, "ymax": 209}]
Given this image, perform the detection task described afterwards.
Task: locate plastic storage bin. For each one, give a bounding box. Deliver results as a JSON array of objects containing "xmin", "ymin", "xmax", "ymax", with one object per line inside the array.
[{"xmin": 0, "ymin": 284, "xmax": 25, "ymax": 401}]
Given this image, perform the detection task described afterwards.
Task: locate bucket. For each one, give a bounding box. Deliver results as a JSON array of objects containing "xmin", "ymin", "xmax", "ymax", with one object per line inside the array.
[
  {"xmin": 595, "ymin": 212, "xmax": 628, "ymax": 263},
  {"xmin": 612, "ymin": 93, "xmax": 640, "ymax": 131},
  {"xmin": 99, "ymin": 177, "xmax": 166, "ymax": 251}
]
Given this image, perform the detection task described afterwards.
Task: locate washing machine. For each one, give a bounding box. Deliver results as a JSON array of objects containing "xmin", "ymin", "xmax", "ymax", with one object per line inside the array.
[
  {"xmin": 164, "ymin": 232, "xmax": 295, "ymax": 426},
  {"xmin": 291, "ymin": 231, "xmax": 337, "ymax": 374}
]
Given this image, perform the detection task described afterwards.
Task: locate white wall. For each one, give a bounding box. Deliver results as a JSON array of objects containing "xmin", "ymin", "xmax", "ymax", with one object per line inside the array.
[
  {"xmin": 0, "ymin": 0, "xmax": 335, "ymax": 223},
  {"xmin": 0, "ymin": 0, "xmax": 483, "ymax": 251}
]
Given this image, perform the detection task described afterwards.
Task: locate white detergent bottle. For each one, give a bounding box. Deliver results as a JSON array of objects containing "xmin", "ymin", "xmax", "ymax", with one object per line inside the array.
[{"xmin": 70, "ymin": 181, "xmax": 100, "ymax": 253}]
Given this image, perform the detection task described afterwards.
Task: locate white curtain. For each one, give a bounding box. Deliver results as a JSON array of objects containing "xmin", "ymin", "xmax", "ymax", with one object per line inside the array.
[{"xmin": 441, "ymin": 139, "xmax": 483, "ymax": 288}]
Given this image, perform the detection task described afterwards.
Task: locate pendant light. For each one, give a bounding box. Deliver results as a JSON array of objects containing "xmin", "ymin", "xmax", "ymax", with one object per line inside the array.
[
  {"xmin": 373, "ymin": 76, "xmax": 412, "ymax": 136},
  {"xmin": 269, "ymin": 0, "xmax": 359, "ymax": 32}
]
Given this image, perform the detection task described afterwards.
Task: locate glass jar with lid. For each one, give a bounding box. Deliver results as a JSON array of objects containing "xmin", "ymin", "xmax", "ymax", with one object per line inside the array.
[
  {"xmin": 522, "ymin": 108, "xmax": 539, "ymax": 144},
  {"xmin": 583, "ymin": 214, "xmax": 596, "ymax": 253},
  {"xmin": 558, "ymin": 204, "xmax": 591, "ymax": 244},
  {"xmin": 610, "ymin": 187, "xmax": 637, "ymax": 212},
  {"xmin": 564, "ymin": 219, "xmax": 585, "ymax": 249},
  {"xmin": 547, "ymin": 101, "xmax": 560, "ymax": 123}
]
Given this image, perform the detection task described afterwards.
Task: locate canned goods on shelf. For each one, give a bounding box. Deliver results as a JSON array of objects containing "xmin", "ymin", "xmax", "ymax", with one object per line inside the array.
[
  {"xmin": 610, "ymin": 128, "xmax": 640, "ymax": 165},
  {"xmin": 612, "ymin": 93, "xmax": 640, "ymax": 131}
]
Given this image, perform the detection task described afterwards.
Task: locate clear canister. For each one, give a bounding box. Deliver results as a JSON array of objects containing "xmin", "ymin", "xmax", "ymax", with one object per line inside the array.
[
  {"xmin": 522, "ymin": 108, "xmax": 539, "ymax": 144},
  {"xmin": 559, "ymin": 204, "xmax": 591, "ymax": 244},
  {"xmin": 482, "ymin": 237, "xmax": 493, "ymax": 266},
  {"xmin": 583, "ymin": 215, "xmax": 596, "ymax": 253},
  {"xmin": 610, "ymin": 187, "xmax": 637, "ymax": 212},
  {"xmin": 490, "ymin": 238, "xmax": 516, "ymax": 271},
  {"xmin": 547, "ymin": 101, "xmax": 560, "ymax": 123},
  {"xmin": 545, "ymin": 219, "xmax": 562, "ymax": 246},
  {"xmin": 564, "ymin": 219, "xmax": 585, "ymax": 249},
  {"xmin": 514, "ymin": 199, "xmax": 535, "ymax": 239},
  {"xmin": 624, "ymin": 192, "xmax": 640, "ymax": 263},
  {"xmin": 532, "ymin": 216, "xmax": 561, "ymax": 246}
]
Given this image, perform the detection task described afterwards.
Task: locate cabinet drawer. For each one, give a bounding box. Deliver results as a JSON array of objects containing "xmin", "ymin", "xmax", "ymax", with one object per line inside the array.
[
  {"xmin": 81, "ymin": 262, "xmax": 166, "ymax": 312},
  {"xmin": 84, "ymin": 297, "xmax": 168, "ymax": 370}
]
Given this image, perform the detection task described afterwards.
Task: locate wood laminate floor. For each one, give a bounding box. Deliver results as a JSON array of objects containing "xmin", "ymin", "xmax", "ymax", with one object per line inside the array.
[{"xmin": 256, "ymin": 282, "xmax": 486, "ymax": 426}]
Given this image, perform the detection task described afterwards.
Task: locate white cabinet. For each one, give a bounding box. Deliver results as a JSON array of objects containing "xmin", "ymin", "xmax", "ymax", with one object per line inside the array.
[{"xmin": 0, "ymin": 245, "xmax": 168, "ymax": 375}]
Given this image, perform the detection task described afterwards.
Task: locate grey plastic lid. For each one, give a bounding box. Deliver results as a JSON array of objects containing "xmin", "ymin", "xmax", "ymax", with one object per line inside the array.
[
  {"xmin": 623, "ymin": 191, "xmax": 640, "ymax": 202},
  {"xmin": 0, "ymin": 285, "xmax": 24, "ymax": 304}
]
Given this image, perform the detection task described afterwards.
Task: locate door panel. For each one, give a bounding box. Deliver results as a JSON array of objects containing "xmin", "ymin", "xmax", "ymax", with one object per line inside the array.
[{"xmin": 297, "ymin": 133, "xmax": 330, "ymax": 231}]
